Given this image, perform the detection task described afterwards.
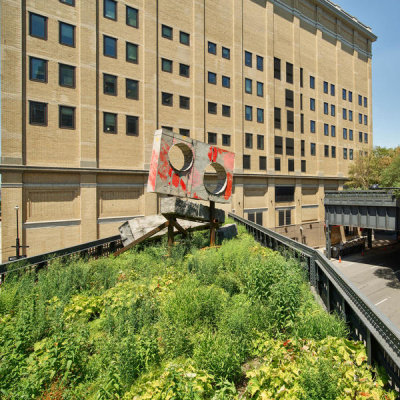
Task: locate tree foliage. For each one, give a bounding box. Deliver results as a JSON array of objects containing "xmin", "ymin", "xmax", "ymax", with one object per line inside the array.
[{"xmin": 347, "ymin": 146, "xmax": 400, "ymax": 189}]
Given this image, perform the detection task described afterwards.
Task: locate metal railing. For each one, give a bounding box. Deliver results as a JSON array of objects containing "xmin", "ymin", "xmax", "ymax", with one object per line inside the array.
[
  {"xmin": 0, "ymin": 235, "xmax": 123, "ymax": 282},
  {"xmin": 228, "ymin": 212, "xmax": 400, "ymax": 394}
]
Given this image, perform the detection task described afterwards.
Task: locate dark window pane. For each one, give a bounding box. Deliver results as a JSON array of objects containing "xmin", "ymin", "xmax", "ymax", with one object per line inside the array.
[
  {"xmin": 29, "ymin": 101, "xmax": 47, "ymax": 125},
  {"xmin": 180, "ymin": 63, "xmax": 190, "ymax": 77},
  {"xmin": 59, "ymin": 64, "xmax": 75, "ymax": 87},
  {"xmin": 287, "ymin": 110, "xmax": 294, "ymax": 132},
  {"xmin": 301, "ymin": 139, "xmax": 305, "ymax": 157},
  {"xmin": 126, "ymin": 42, "xmax": 138, "ymax": 63},
  {"xmin": 245, "ymin": 105, "xmax": 252, "ymax": 121},
  {"xmin": 275, "ymin": 186, "xmax": 295, "ymax": 202},
  {"xmin": 274, "ymin": 107, "xmax": 281, "ymax": 129},
  {"xmin": 180, "ymin": 31, "xmax": 190, "ymax": 45},
  {"xmin": 208, "ymin": 41, "xmax": 216, "ymax": 54},
  {"xmin": 179, "ymin": 128, "xmax": 190, "ymax": 137},
  {"xmin": 103, "ymin": 74, "xmax": 117, "ymax": 95},
  {"xmin": 259, "ymin": 156, "xmax": 266, "ymax": 170},
  {"xmin": 126, "ymin": 6, "xmax": 138, "ymax": 27},
  {"xmin": 349, "ymin": 91, "xmax": 353, "ymax": 102},
  {"xmin": 59, "ymin": 106, "xmax": 75, "ymax": 129},
  {"xmin": 208, "ymin": 71, "xmax": 216, "ymax": 84},
  {"xmin": 126, "ymin": 79, "xmax": 139, "ymax": 99},
  {"xmin": 257, "ymin": 135, "xmax": 264, "ymax": 150},
  {"xmin": 285, "ymin": 210, "xmax": 291, "ymax": 225},
  {"xmin": 331, "ymin": 146, "xmax": 336, "ymax": 158},
  {"xmin": 275, "ymin": 158, "xmax": 281, "ymax": 171},
  {"xmin": 310, "ymin": 75, "xmax": 315, "ymax": 89},
  {"xmin": 257, "ymin": 82, "xmax": 263, "ymax": 97},
  {"xmin": 222, "ymin": 105, "xmax": 231, "ymax": 117},
  {"xmin": 301, "ymin": 113, "xmax": 304, "ymax": 133},
  {"xmin": 162, "ymin": 25, "xmax": 173, "ymax": 39},
  {"xmin": 30, "ymin": 57, "xmax": 47, "ymax": 82},
  {"xmin": 222, "ymin": 134, "xmax": 231, "ymax": 146},
  {"xmin": 248, "ymin": 213, "xmax": 255, "ymax": 223},
  {"xmin": 60, "ymin": 22, "xmax": 74, "ymax": 46},
  {"xmin": 257, "ymin": 55, "xmax": 263, "ymax": 71},
  {"xmin": 324, "ymin": 145, "xmax": 329, "ymax": 157},
  {"xmin": 245, "ymin": 78, "xmax": 252, "ymax": 94},
  {"xmin": 288, "ymin": 159, "xmax": 294, "ymax": 172},
  {"xmin": 208, "ymin": 102, "xmax": 217, "ymax": 114},
  {"xmin": 285, "ymin": 89, "xmax": 294, "ymax": 108},
  {"xmin": 245, "ymin": 51, "xmax": 252, "ymax": 67},
  {"xmin": 222, "ymin": 76, "xmax": 230, "ymax": 88},
  {"xmin": 222, "ymin": 47, "xmax": 230, "ymax": 59},
  {"xmin": 245, "ymin": 133, "xmax": 253, "ymax": 149},
  {"xmin": 274, "ymin": 57, "xmax": 281, "ymax": 79},
  {"xmin": 104, "ymin": 112, "xmax": 117, "ymax": 133},
  {"xmin": 179, "ymin": 96, "xmax": 190, "ymax": 110},
  {"xmin": 162, "ymin": 92, "xmax": 173, "ymax": 106},
  {"xmin": 208, "ymin": 132, "xmax": 217, "ymax": 144},
  {"xmin": 60, "ymin": 0, "xmax": 75, "ymax": 5},
  {"xmin": 301, "ymin": 160, "xmax": 306, "ymax": 172},
  {"xmin": 286, "ymin": 137, "xmax": 294, "ymax": 156},
  {"xmin": 279, "ymin": 210, "xmax": 284, "ymax": 226},
  {"xmin": 257, "ymin": 108, "xmax": 264, "ymax": 123},
  {"xmin": 300, "ymin": 67, "xmax": 303, "ymax": 87},
  {"xmin": 274, "ymin": 136, "xmax": 283, "ymax": 155},
  {"xmin": 29, "ymin": 13, "xmax": 47, "ymax": 39},
  {"xmin": 104, "ymin": 0, "xmax": 117, "ymax": 20},
  {"xmin": 310, "ymin": 120, "xmax": 315, "ymax": 133},
  {"xmin": 104, "ymin": 36, "xmax": 117, "ymax": 57},
  {"xmin": 310, "ymin": 143, "xmax": 316, "ymax": 156},
  {"xmin": 330, "ymin": 84, "xmax": 335, "ymax": 96},
  {"xmin": 256, "ymin": 212, "xmax": 263, "ymax": 225},
  {"xmin": 286, "ymin": 62, "xmax": 293, "ymax": 84},
  {"xmin": 126, "ymin": 115, "xmax": 138, "ymax": 135},
  {"xmin": 162, "ymin": 58, "xmax": 172, "ymax": 72},
  {"xmin": 243, "ymin": 155, "xmax": 251, "ymax": 169}
]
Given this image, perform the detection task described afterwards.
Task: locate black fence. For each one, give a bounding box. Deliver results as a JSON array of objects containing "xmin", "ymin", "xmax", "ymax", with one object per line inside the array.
[
  {"xmin": 228, "ymin": 212, "xmax": 400, "ymax": 395},
  {"xmin": 0, "ymin": 235, "xmax": 123, "ymax": 282}
]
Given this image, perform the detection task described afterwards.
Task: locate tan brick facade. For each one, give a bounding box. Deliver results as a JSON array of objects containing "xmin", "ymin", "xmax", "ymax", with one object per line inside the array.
[{"xmin": 1, "ymin": 0, "xmax": 376, "ymax": 261}]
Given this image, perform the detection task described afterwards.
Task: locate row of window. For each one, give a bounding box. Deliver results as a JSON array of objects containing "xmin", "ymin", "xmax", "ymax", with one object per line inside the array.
[
  {"xmin": 161, "ymin": 59, "xmax": 190, "ymax": 77},
  {"xmin": 207, "ymin": 132, "xmax": 232, "ymax": 147},
  {"xmin": 243, "ymin": 155, "xmax": 267, "ymax": 171},
  {"xmin": 103, "ymin": 0, "xmax": 139, "ymax": 28},
  {"xmin": 28, "ymin": 101, "xmax": 139, "ymax": 135},
  {"xmin": 243, "ymin": 155, "xmax": 307, "ymax": 173}
]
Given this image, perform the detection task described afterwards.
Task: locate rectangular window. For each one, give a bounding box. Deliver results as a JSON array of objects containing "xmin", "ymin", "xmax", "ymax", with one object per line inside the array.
[
  {"xmin": 104, "ymin": 112, "xmax": 117, "ymax": 133},
  {"xmin": 286, "ymin": 137, "xmax": 294, "ymax": 156},
  {"xmin": 359, "ymin": 113, "xmax": 362, "ymax": 124},
  {"xmin": 179, "ymin": 96, "xmax": 190, "ymax": 110},
  {"xmin": 343, "ymin": 148, "xmax": 348, "ymax": 160},
  {"xmin": 331, "ymin": 125, "xmax": 336, "ymax": 137},
  {"xmin": 162, "ymin": 126, "xmax": 173, "ymax": 132},
  {"xmin": 300, "ymin": 93, "xmax": 303, "ymax": 110},
  {"xmin": 359, "ymin": 131, "xmax": 363, "ymax": 142},
  {"xmin": 59, "ymin": 106, "xmax": 75, "ymax": 129},
  {"xmin": 222, "ymin": 76, "xmax": 230, "ymax": 88},
  {"xmin": 288, "ymin": 159, "xmax": 294, "ymax": 172},
  {"xmin": 29, "ymin": 57, "xmax": 47, "ymax": 82},
  {"xmin": 245, "ymin": 78, "xmax": 252, "ymax": 94},
  {"xmin": 60, "ymin": 0, "xmax": 75, "ymax": 5},
  {"xmin": 286, "ymin": 62, "xmax": 293, "ymax": 84},
  {"xmin": 323, "ymin": 81, "xmax": 328, "ymax": 93},
  {"xmin": 259, "ymin": 156, "xmax": 267, "ymax": 171},
  {"xmin": 245, "ymin": 133, "xmax": 253, "ymax": 149},
  {"xmin": 364, "ymin": 115, "xmax": 368, "ymax": 125},
  {"xmin": 274, "ymin": 107, "xmax": 281, "ymax": 129},
  {"xmin": 310, "ymin": 143, "xmax": 316, "ymax": 156},
  {"xmin": 349, "ymin": 110, "xmax": 353, "ymax": 121},
  {"xmin": 310, "ymin": 98, "xmax": 315, "ymax": 111},
  {"xmin": 248, "ymin": 213, "xmax": 255, "ymax": 223},
  {"xmin": 324, "ymin": 145, "xmax": 329, "ymax": 157},
  {"xmin": 179, "ymin": 128, "xmax": 190, "ymax": 137},
  {"xmin": 257, "ymin": 82, "xmax": 264, "ymax": 97},
  {"xmin": 331, "ymin": 104, "xmax": 335, "ymax": 116},
  {"xmin": 274, "ymin": 136, "xmax": 283, "ymax": 155},
  {"xmin": 243, "ymin": 155, "xmax": 251, "ymax": 169},
  {"xmin": 29, "ymin": 12, "xmax": 47, "ymax": 39},
  {"xmin": 208, "ymin": 71, "xmax": 217, "ymax": 84},
  {"xmin": 245, "ymin": 105, "xmax": 252, "ymax": 121},
  {"xmin": 245, "ymin": 51, "xmax": 252, "ymax": 67},
  {"xmin": 126, "ymin": 6, "xmax": 138, "ymax": 28},
  {"xmin": 285, "ymin": 89, "xmax": 294, "ymax": 108},
  {"xmin": 104, "ymin": 0, "xmax": 117, "ymax": 20},
  {"xmin": 126, "ymin": 115, "xmax": 139, "ymax": 136},
  {"xmin": 349, "ymin": 149, "xmax": 353, "ymax": 160},
  {"xmin": 349, "ymin": 129, "xmax": 353, "ymax": 141},
  {"xmin": 330, "ymin": 84, "xmax": 335, "ymax": 96},
  {"xmin": 349, "ymin": 91, "xmax": 353, "ymax": 102},
  {"xmin": 59, "ymin": 22, "xmax": 75, "ymax": 47},
  {"xmin": 274, "ymin": 57, "xmax": 281, "ymax": 79},
  {"xmin": 126, "ymin": 42, "xmax": 138, "ymax": 63},
  {"xmin": 104, "ymin": 35, "xmax": 117, "ymax": 58},
  {"xmin": 161, "ymin": 58, "xmax": 172, "ymax": 72},
  {"xmin": 126, "ymin": 79, "xmax": 139, "ymax": 99},
  {"xmin": 287, "ymin": 110, "xmax": 294, "ymax": 132},
  {"xmin": 161, "ymin": 92, "xmax": 173, "ymax": 106},
  {"xmin": 324, "ymin": 102, "xmax": 328, "ymax": 115},
  {"xmin": 179, "ymin": 63, "xmax": 190, "ymax": 78},
  {"xmin": 358, "ymin": 94, "xmax": 362, "ymax": 106},
  {"xmin": 324, "ymin": 123, "xmax": 329, "ymax": 136},
  {"xmin": 222, "ymin": 47, "xmax": 230, "ymax": 59},
  {"xmin": 343, "ymin": 128, "xmax": 347, "ymax": 139},
  {"xmin": 59, "ymin": 63, "xmax": 75, "ymax": 87},
  {"xmin": 257, "ymin": 135, "xmax": 264, "ymax": 150},
  {"xmin": 300, "ymin": 68, "xmax": 303, "ymax": 87},
  {"xmin": 310, "ymin": 120, "xmax": 316, "ymax": 133},
  {"xmin": 364, "ymin": 97, "xmax": 368, "ymax": 107},
  {"xmin": 208, "ymin": 41, "xmax": 216, "ymax": 55},
  {"xmin": 222, "ymin": 134, "xmax": 231, "ymax": 146},
  {"xmin": 301, "ymin": 114, "xmax": 304, "ymax": 134},
  {"xmin": 276, "ymin": 186, "xmax": 295, "ymax": 202},
  {"xmin": 180, "ymin": 31, "xmax": 190, "ymax": 46},
  {"xmin": 342, "ymin": 88, "xmax": 347, "ymax": 100},
  {"xmin": 222, "ymin": 105, "xmax": 231, "ymax": 117},
  {"xmin": 162, "ymin": 24, "xmax": 173, "ymax": 39},
  {"xmin": 331, "ymin": 146, "xmax": 336, "ymax": 158},
  {"xmin": 208, "ymin": 102, "xmax": 217, "ymax": 114},
  {"xmin": 343, "ymin": 108, "xmax": 347, "ymax": 120},
  {"xmin": 301, "ymin": 139, "xmax": 305, "ymax": 157},
  {"xmin": 257, "ymin": 108, "xmax": 264, "ymax": 123},
  {"xmin": 310, "ymin": 75, "xmax": 315, "ymax": 89},
  {"xmin": 301, "ymin": 160, "xmax": 306, "ymax": 173},
  {"xmin": 208, "ymin": 132, "xmax": 217, "ymax": 145},
  {"xmin": 275, "ymin": 158, "xmax": 281, "ymax": 171},
  {"xmin": 364, "ymin": 133, "xmax": 368, "ymax": 143},
  {"xmin": 103, "ymin": 73, "xmax": 117, "ymax": 95},
  {"xmin": 29, "ymin": 101, "xmax": 47, "ymax": 125},
  {"xmin": 278, "ymin": 209, "xmax": 291, "ymax": 226},
  {"xmin": 257, "ymin": 55, "xmax": 263, "ymax": 71}
]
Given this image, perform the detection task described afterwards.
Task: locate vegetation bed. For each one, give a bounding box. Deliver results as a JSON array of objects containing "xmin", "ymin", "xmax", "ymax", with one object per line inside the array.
[{"xmin": 0, "ymin": 223, "xmax": 395, "ymax": 399}]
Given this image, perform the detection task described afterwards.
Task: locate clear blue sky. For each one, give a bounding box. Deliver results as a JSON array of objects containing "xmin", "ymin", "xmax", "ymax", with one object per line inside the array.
[{"xmin": 335, "ymin": 0, "xmax": 400, "ymax": 148}]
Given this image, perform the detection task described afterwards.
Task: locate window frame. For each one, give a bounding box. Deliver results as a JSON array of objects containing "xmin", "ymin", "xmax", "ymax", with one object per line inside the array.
[
  {"xmin": 310, "ymin": 75, "xmax": 315, "ymax": 89},
  {"xmin": 245, "ymin": 105, "xmax": 253, "ymax": 121},
  {"xmin": 103, "ymin": 73, "xmax": 118, "ymax": 96},
  {"xmin": 208, "ymin": 132, "xmax": 217, "ymax": 145},
  {"xmin": 126, "ymin": 78, "xmax": 139, "ymax": 100},
  {"xmin": 245, "ymin": 78, "xmax": 252, "ymax": 94},
  {"xmin": 245, "ymin": 51, "xmax": 252, "ymax": 67},
  {"xmin": 59, "ymin": 21, "xmax": 75, "ymax": 47},
  {"xmin": 286, "ymin": 62, "xmax": 293, "ymax": 84},
  {"xmin": 161, "ymin": 58, "xmax": 173, "ymax": 73},
  {"xmin": 179, "ymin": 95, "xmax": 190, "ymax": 110},
  {"xmin": 274, "ymin": 57, "xmax": 281, "ymax": 80},
  {"xmin": 179, "ymin": 31, "xmax": 190, "ymax": 46},
  {"xmin": 126, "ymin": 6, "xmax": 139, "ymax": 28},
  {"xmin": 222, "ymin": 75, "xmax": 230, "ymax": 88},
  {"xmin": 104, "ymin": 0, "xmax": 117, "ymax": 21},
  {"xmin": 257, "ymin": 108, "xmax": 264, "ymax": 123},
  {"xmin": 59, "ymin": 63, "xmax": 76, "ymax": 88},
  {"xmin": 259, "ymin": 156, "xmax": 267, "ymax": 171},
  {"xmin": 29, "ymin": 12, "xmax": 48, "ymax": 40},
  {"xmin": 103, "ymin": 35, "xmax": 117, "ymax": 58},
  {"xmin": 161, "ymin": 24, "xmax": 173, "ymax": 40},
  {"xmin": 103, "ymin": 112, "xmax": 117, "ymax": 134},
  {"xmin": 222, "ymin": 105, "xmax": 231, "ymax": 117},
  {"xmin": 222, "ymin": 47, "xmax": 230, "ymax": 60},
  {"xmin": 208, "ymin": 102, "xmax": 217, "ymax": 115},
  {"xmin": 29, "ymin": 56, "xmax": 48, "ymax": 83},
  {"xmin": 208, "ymin": 71, "xmax": 217, "ymax": 85},
  {"xmin": 126, "ymin": 42, "xmax": 138, "ymax": 64},
  {"xmin": 257, "ymin": 81, "xmax": 264, "ymax": 97},
  {"xmin": 59, "ymin": 105, "xmax": 75, "ymax": 129},
  {"xmin": 179, "ymin": 63, "xmax": 190, "ymax": 78},
  {"xmin": 257, "ymin": 134, "xmax": 264, "ymax": 150},
  {"xmin": 243, "ymin": 154, "xmax": 251, "ymax": 170},
  {"xmin": 29, "ymin": 101, "xmax": 48, "ymax": 126},
  {"xmin": 161, "ymin": 92, "xmax": 173, "ymax": 107},
  {"xmin": 60, "ymin": 0, "xmax": 75, "ymax": 5},
  {"xmin": 256, "ymin": 55, "xmax": 264, "ymax": 71},
  {"xmin": 126, "ymin": 115, "xmax": 139, "ymax": 136},
  {"xmin": 245, "ymin": 133, "xmax": 253, "ymax": 149},
  {"xmin": 208, "ymin": 41, "xmax": 217, "ymax": 55},
  {"xmin": 222, "ymin": 134, "xmax": 231, "ymax": 146}
]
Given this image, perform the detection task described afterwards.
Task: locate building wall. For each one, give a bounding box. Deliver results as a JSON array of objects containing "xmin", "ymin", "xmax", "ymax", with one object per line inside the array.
[{"xmin": 1, "ymin": 0, "xmax": 375, "ymax": 261}]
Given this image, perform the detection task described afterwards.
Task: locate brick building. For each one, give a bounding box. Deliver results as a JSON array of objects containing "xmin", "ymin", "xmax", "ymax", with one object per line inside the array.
[{"xmin": 1, "ymin": 0, "xmax": 376, "ymax": 261}]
